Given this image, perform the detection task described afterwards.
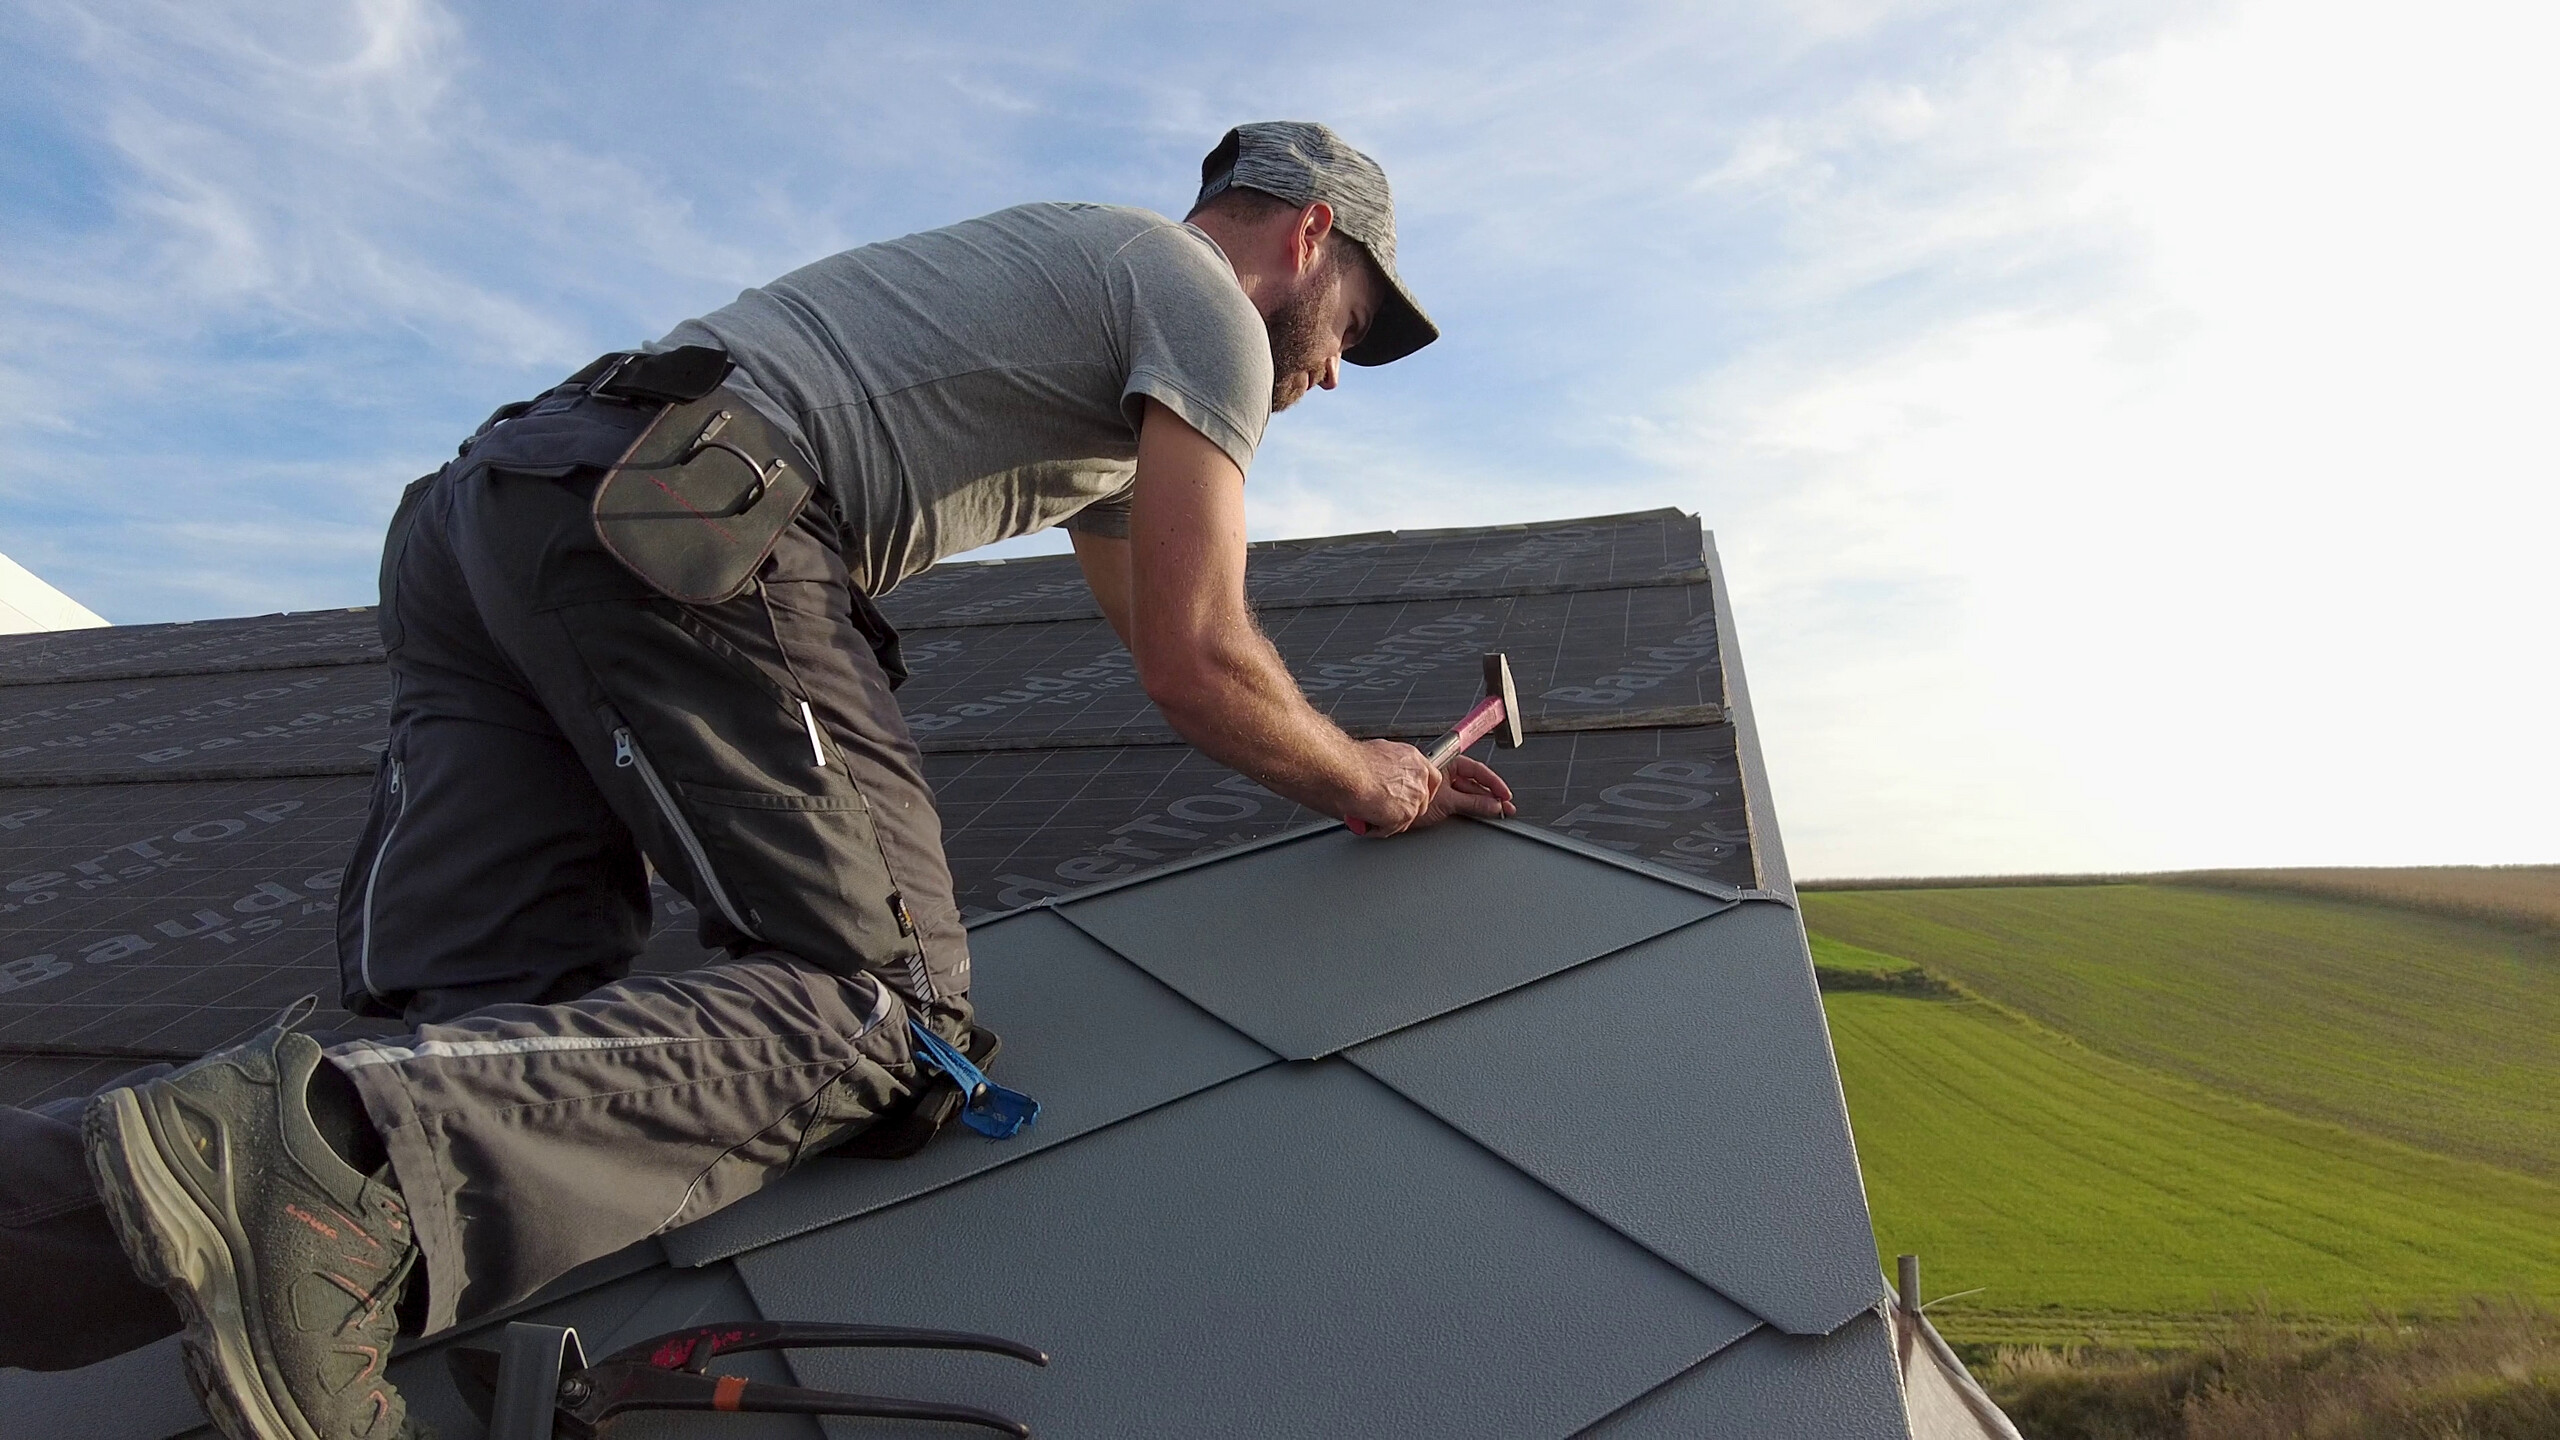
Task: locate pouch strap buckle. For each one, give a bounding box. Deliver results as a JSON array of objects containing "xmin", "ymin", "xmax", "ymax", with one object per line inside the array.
[{"xmin": 908, "ymin": 1020, "xmax": 1040, "ymax": 1139}]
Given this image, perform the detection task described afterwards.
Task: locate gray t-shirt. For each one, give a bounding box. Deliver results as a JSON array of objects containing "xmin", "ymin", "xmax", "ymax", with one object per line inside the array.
[{"xmin": 660, "ymin": 202, "xmax": 1273, "ymax": 596}]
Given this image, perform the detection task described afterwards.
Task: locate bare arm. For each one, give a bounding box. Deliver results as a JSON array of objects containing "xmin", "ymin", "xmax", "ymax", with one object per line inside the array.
[{"xmin": 1097, "ymin": 401, "xmax": 1511, "ymax": 833}]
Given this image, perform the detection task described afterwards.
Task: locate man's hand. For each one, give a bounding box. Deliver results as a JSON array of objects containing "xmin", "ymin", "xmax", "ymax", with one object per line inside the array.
[{"xmin": 1345, "ymin": 743, "xmax": 1518, "ymax": 836}]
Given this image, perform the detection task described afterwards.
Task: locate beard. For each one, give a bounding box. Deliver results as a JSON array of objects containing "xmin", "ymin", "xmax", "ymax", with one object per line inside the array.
[{"xmin": 1262, "ymin": 264, "xmax": 1339, "ymax": 413}]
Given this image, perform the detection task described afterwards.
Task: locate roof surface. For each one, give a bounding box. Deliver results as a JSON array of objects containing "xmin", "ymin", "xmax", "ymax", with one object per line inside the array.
[
  {"xmin": 0, "ymin": 510, "xmax": 1905, "ymax": 1437},
  {"xmin": 0, "ymin": 508, "xmax": 1764, "ymax": 1103}
]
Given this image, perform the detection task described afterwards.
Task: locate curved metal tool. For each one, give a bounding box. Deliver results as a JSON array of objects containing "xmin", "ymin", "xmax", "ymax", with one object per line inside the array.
[{"xmin": 450, "ymin": 1318, "xmax": 1050, "ymax": 1439}]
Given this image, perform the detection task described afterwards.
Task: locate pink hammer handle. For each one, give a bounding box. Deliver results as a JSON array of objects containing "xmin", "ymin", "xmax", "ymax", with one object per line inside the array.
[
  {"xmin": 1426, "ymin": 695, "xmax": 1510, "ymax": 768},
  {"xmin": 1346, "ymin": 696, "xmax": 1510, "ymax": 835}
]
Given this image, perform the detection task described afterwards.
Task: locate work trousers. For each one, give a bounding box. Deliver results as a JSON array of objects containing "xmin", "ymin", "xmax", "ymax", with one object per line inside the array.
[{"xmin": 2, "ymin": 382, "xmax": 975, "ymax": 1363}]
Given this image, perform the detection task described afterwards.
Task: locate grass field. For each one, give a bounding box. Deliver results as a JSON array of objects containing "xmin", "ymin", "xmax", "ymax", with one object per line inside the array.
[
  {"xmin": 1824, "ymin": 981, "xmax": 2560, "ymax": 1346},
  {"xmin": 1803, "ymin": 886, "xmax": 2560, "ymax": 1183}
]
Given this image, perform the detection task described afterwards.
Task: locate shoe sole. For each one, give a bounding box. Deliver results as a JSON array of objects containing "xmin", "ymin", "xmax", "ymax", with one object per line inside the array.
[{"xmin": 85, "ymin": 1086, "xmax": 317, "ymax": 1440}]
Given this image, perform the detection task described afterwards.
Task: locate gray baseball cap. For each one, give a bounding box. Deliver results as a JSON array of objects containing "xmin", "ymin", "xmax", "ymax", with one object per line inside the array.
[{"xmin": 1194, "ymin": 121, "xmax": 1440, "ymax": 366}]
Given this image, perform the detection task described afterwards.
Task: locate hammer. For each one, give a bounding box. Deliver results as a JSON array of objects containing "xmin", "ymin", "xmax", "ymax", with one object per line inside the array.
[{"xmin": 1346, "ymin": 652, "xmax": 1525, "ymax": 835}]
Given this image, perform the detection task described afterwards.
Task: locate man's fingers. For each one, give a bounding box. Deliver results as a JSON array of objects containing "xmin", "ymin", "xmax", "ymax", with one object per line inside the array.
[
  {"xmin": 1357, "ymin": 749, "xmax": 1518, "ymax": 834},
  {"xmin": 1446, "ymin": 756, "xmax": 1514, "ymax": 804}
]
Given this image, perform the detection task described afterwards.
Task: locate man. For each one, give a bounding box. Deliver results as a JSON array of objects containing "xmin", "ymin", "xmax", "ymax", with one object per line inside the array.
[{"xmin": 30, "ymin": 121, "xmax": 1510, "ymax": 1440}]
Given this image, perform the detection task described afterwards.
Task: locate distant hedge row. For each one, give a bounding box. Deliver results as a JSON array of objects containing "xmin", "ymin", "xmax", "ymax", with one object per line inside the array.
[{"xmin": 1799, "ymin": 865, "xmax": 2560, "ymax": 935}]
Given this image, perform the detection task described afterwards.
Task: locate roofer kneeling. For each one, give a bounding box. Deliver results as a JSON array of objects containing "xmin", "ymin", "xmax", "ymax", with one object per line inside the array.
[{"xmin": 33, "ymin": 122, "xmax": 1515, "ymax": 1439}]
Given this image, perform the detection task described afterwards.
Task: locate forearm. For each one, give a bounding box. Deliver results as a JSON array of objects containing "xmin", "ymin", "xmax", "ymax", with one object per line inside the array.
[
  {"xmin": 1121, "ymin": 397, "xmax": 1397, "ymax": 822},
  {"xmin": 1143, "ymin": 621, "xmax": 1370, "ymax": 816}
]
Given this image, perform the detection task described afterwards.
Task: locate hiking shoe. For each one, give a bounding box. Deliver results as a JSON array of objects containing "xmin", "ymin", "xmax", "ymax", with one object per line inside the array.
[{"xmin": 84, "ymin": 1028, "xmax": 424, "ymax": 1440}]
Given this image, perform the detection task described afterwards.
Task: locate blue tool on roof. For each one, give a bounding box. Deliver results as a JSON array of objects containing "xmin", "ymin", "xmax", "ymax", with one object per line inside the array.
[{"xmin": 910, "ymin": 1020, "xmax": 1042, "ymax": 1139}]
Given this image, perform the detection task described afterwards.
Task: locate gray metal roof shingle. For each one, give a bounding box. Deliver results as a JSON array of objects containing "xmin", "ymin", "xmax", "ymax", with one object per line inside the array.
[
  {"xmin": 1348, "ymin": 896, "xmax": 1884, "ymax": 1335},
  {"xmin": 1055, "ymin": 822, "xmax": 1730, "ymax": 1059},
  {"xmin": 736, "ymin": 1059, "xmax": 1763, "ymax": 1438}
]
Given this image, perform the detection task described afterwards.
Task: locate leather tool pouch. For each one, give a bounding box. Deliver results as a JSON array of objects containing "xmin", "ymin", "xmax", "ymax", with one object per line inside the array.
[
  {"xmin": 833, "ymin": 1025, "xmax": 1005, "ymax": 1161},
  {"xmin": 589, "ymin": 352, "xmax": 817, "ymax": 606}
]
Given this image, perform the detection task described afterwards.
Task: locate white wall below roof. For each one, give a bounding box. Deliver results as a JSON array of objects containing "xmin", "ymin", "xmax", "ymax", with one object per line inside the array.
[{"xmin": 0, "ymin": 551, "xmax": 109, "ymax": 633}]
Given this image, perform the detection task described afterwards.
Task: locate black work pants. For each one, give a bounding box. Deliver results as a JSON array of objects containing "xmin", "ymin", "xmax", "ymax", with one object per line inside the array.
[
  {"xmin": 4, "ymin": 385, "xmax": 976, "ymax": 1359},
  {"xmin": 344, "ymin": 383, "xmax": 969, "ymax": 1019}
]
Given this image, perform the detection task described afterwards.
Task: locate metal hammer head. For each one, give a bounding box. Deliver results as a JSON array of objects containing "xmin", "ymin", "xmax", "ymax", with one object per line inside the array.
[{"xmin": 1482, "ymin": 653, "xmax": 1524, "ymax": 748}]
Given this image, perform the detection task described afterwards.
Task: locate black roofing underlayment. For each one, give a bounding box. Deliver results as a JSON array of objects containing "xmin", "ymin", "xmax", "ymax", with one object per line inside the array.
[
  {"xmin": 0, "ymin": 509, "xmax": 1761, "ymax": 1106},
  {"xmin": 2, "ymin": 509, "xmax": 1910, "ymax": 1438}
]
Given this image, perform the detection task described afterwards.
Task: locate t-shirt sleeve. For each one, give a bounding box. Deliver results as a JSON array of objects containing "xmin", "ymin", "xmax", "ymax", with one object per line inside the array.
[
  {"xmin": 1111, "ymin": 225, "xmax": 1274, "ymax": 478},
  {"xmin": 1064, "ymin": 489, "xmax": 1133, "ymax": 538}
]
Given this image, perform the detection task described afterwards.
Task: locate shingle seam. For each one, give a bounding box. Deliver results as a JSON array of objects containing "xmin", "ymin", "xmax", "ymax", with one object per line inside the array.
[
  {"xmin": 1347, "ymin": 1042, "xmax": 1884, "ymax": 1337},
  {"xmin": 1318, "ymin": 1054, "xmax": 1781, "ymax": 1359},
  {"xmin": 0, "ymin": 759, "xmax": 377, "ymax": 788},
  {"xmin": 0, "ymin": 655, "xmax": 383, "ymax": 687},
  {"xmin": 1477, "ymin": 814, "xmax": 1777, "ymax": 907},
  {"xmin": 1322, "ymin": 900, "xmax": 1736, "ymax": 1044},
  {"xmin": 669, "ymin": 1049, "xmax": 1289, "ymax": 1268},
  {"xmin": 667, "ymin": 909, "xmax": 1288, "ymax": 1266},
  {"xmin": 970, "ymin": 809, "xmax": 1761, "ymax": 932},
  {"xmin": 910, "ymin": 706, "xmax": 1727, "ymax": 754},
  {"xmin": 714, "ymin": 1056, "xmax": 1764, "ymax": 1419},
  {"xmin": 1339, "ymin": 1019, "xmax": 1861, "ymax": 1340},
  {"xmin": 0, "ymin": 1041, "xmax": 204, "ymax": 1063},
  {"xmin": 1560, "ymin": 1325, "xmax": 1774, "ymax": 1439},
  {"xmin": 1057, "ymin": 890, "xmax": 1738, "ymax": 1062}
]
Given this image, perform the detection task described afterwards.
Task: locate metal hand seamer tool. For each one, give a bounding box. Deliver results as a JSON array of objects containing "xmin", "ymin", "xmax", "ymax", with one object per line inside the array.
[
  {"xmin": 1345, "ymin": 651, "xmax": 1525, "ymax": 835},
  {"xmin": 453, "ymin": 1318, "xmax": 1051, "ymax": 1439}
]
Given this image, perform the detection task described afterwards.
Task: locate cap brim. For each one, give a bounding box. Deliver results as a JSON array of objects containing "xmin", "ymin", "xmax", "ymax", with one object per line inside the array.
[{"xmin": 1343, "ymin": 263, "xmax": 1438, "ymax": 367}]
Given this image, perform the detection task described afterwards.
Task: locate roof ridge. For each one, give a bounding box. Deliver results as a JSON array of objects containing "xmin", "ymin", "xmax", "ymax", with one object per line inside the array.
[
  {"xmin": 901, "ymin": 507, "xmax": 1699, "ymax": 575},
  {"xmin": 893, "ymin": 567, "xmax": 1715, "ymax": 630}
]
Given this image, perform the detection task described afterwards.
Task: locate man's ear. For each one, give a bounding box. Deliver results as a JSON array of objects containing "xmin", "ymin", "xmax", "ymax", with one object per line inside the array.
[{"xmin": 1293, "ymin": 202, "xmax": 1337, "ymax": 277}]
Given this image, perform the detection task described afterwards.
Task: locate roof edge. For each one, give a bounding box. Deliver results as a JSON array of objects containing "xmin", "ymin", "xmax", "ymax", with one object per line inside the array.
[
  {"xmin": 905, "ymin": 508, "xmax": 1698, "ymax": 575},
  {"xmin": 1700, "ymin": 533, "xmax": 1794, "ymax": 899}
]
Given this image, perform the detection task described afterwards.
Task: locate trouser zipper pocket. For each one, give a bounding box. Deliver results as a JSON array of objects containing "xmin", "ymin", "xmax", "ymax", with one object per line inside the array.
[
  {"xmin": 613, "ymin": 723, "xmax": 761, "ymax": 939},
  {"xmin": 355, "ymin": 757, "xmax": 408, "ymax": 1003}
]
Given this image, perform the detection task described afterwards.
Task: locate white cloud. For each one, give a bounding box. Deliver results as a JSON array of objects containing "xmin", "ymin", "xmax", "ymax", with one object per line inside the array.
[{"xmin": 1620, "ymin": 0, "xmax": 2560, "ymax": 872}]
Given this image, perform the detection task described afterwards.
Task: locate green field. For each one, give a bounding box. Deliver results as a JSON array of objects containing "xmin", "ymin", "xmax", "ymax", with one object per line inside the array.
[
  {"xmin": 1803, "ymin": 887, "xmax": 2560, "ymax": 1347},
  {"xmin": 1807, "ymin": 886, "xmax": 2560, "ymax": 1181}
]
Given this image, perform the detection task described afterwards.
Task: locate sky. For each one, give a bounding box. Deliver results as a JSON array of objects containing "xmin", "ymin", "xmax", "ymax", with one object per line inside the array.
[{"xmin": 1, "ymin": 0, "xmax": 2552, "ymax": 877}]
